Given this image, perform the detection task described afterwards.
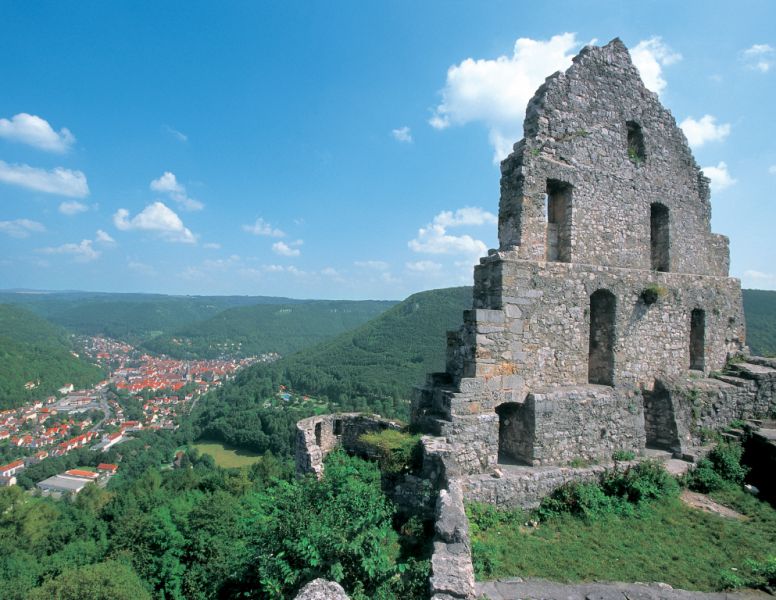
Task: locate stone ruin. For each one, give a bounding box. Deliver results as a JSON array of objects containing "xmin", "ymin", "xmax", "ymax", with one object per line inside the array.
[
  {"xmin": 411, "ymin": 38, "xmax": 775, "ymax": 473},
  {"xmin": 295, "ymin": 412, "xmax": 403, "ymax": 478},
  {"xmin": 295, "ymin": 39, "xmax": 776, "ymax": 600}
]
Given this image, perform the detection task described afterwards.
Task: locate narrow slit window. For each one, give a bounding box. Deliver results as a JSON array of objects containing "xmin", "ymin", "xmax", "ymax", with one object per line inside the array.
[
  {"xmin": 627, "ymin": 121, "xmax": 646, "ymax": 163},
  {"xmin": 690, "ymin": 309, "xmax": 705, "ymax": 371},
  {"xmin": 546, "ymin": 179, "xmax": 572, "ymax": 262},
  {"xmin": 314, "ymin": 422, "xmax": 322, "ymax": 447},
  {"xmin": 650, "ymin": 203, "xmax": 670, "ymax": 272}
]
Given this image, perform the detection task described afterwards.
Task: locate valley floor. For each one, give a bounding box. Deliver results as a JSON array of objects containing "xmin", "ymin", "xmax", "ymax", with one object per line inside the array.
[{"xmin": 191, "ymin": 440, "xmax": 263, "ymax": 468}]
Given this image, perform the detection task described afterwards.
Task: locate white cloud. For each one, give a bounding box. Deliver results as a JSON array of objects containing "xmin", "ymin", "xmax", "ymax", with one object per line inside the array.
[
  {"xmin": 95, "ymin": 229, "xmax": 115, "ymax": 244},
  {"xmin": 150, "ymin": 171, "xmax": 183, "ymax": 195},
  {"xmin": 39, "ymin": 239, "xmax": 100, "ymax": 262},
  {"xmin": 204, "ymin": 242, "xmax": 221, "ymax": 249},
  {"xmin": 406, "ymin": 260, "xmax": 442, "ymax": 273},
  {"xmin": 58, "ymin": 200, "xmax": 89, "ymax": 215},
  {"xmin": 354, "ymin": 260, "xmax": 390, "ymax": 271},
  {"xmin": 0, "ymin": 219, "xmax": 45, "ymax": 238},
  {"xmin": 702, "ymin": 162, "xmax": 737, "ymax": 192},
  {"xmin": 244, "ymin": 264, "xmax": 309, "ymax": 278},
  {"xmin": 743, "ymin": 44, "xmax": 775, "ymax": 73},
  {"xmin": 164, "ymin": 125, "xmax": 188, "ymax": 142},
  {"xmin": 391, "ymin": 126, "xmax": 413, "ymax": 143},
  {"xmin": 128, "ymin": 260, "xmax": 156, "ymax": 276},
  {"xmin": 409, "ymin": 206, "xmax": 495, "ymax": 260},
  {"xmin": 380, "ymin": 271, "xmax": 401, "ymax": 285},
  {"xmin": 429, "ymin": 33, "xmax": 580, "ymax": 162},
  {"xmin": 149, "ymin": 171, "xmax": 203, "ymax": 211},
  {"xmin": 433, "ymin": 207, "xmax": 497, "ymax": 228},
  {"xmin": 409, "ymin": 229, "xmax": 487, "ymax": 257},
  {"xmin": 743, "ymin": 270, "xmax": 776, "ymax": 289},
  {"xmin": 272, "ymin": 240, "xmax": 302, "ymax": 257},
  {"xmin": 679, "ymin": 115, "xmax": 731, "ymax": 148},
  {"xmin": 262, "ymin": 264, "xmax": 285, "ymax": 273},
  {"xmin": 630, "ymin": 37, "xmax": 681, "ymax": 95},
  {"xmin": 243, "ymin": 217, "xmax": 286, "ymax": 237},
  {"xmin": 429, "ymin": 35, "xmax": 681, "ymax": 162},
  {"xmin": 0, "ymin": 113, "xmax": 75, "ymax": 153},
  {"xmin": 0, "ymin": 161, "xmax": 89, "ymax": 197},
  {"xmin": 743, "ymin": 269, "xmax": 776, "ymax": 282},
  {"xmin": 37, "ymin": 229, "xmax": 114, "ymax": 263},
  {"xmin": 113, "ymin": 201, "xmax": 196, "ymax": 243},
  {"xmin": 202, "ymin": 255, "xmax": 241, "ymax": 270},
  {"xmin": 321, "ymin": 267, "xmax": 345, "ymax": 282},
  {"xmin": 768, "ymin": 165, "xmax": 776, "ymax": 175}
]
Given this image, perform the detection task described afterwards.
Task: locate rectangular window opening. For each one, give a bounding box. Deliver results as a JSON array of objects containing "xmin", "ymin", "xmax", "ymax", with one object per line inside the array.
[
  {"xmin": 546, "ymin": 180, "xmax": 572, "ymax": 262},
  {"xmin": 314, "ymin": 422, "xmax": 322, "ymax": 447}
]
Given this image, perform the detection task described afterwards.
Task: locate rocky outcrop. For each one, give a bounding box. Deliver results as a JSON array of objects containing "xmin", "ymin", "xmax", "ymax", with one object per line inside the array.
[{"xmin": 293, "ymin": 579, "xmax": 349, "ymax": 600}]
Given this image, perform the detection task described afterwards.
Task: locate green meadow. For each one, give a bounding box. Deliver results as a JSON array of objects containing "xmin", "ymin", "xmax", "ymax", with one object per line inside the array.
[{"xmin": 191, "ymin": 440, "xmax": 263, "ymax": 468}]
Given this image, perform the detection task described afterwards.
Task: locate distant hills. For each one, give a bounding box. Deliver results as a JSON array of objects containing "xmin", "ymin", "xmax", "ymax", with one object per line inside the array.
[
  {"xmin": 0, "ymin": 291, "xmax": 296, "ymax": 344},
  {"xmin": 191, "ymin": 287, "xmax": 472, "ymax": 453},
  {"xmin": 0, "ymin": 304, "xmax": 104, "ymax": 409},
  {"xmin": 265, "ymin": 287, "xmax": 472, "ymax": 406},
  {"xmin": 143, "ymin": 300, "xmax": 397, "ymax": 359},
  {"xmin": 0, "ymin": 286, "xmax": 772, "ymax": 448},
  {"xmin": 3, "ymin": 287, "xmax": 771, "ymax": 361}
]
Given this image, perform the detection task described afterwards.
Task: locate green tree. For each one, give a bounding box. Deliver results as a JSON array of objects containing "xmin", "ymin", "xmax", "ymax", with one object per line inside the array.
[{"xmin": 26, "ymin": 560, "xmax": 151, "ymax": 600}]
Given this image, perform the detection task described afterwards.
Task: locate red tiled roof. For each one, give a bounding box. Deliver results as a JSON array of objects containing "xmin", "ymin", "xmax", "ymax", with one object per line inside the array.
[
  {"xmin": 65, "ymin": 469, "xmax": 99, "ymax": 479},
  {"xmin": 0, "ymin": 459, "xmax": 24, "ymax": 472}
]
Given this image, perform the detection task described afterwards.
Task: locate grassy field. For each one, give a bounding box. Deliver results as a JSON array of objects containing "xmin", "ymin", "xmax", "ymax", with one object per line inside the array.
[
  {"xmin": 469, "ymin": 488, "xmax": 776, "ymax": 592},
  {"xmin": 192, "ymin": 440, "xmax": 263, "ymax": 468}
]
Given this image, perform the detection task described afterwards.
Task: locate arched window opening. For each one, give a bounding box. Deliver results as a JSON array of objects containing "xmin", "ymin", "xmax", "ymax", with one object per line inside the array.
[
  {"xmin": 588, "ymin": 289, "xmax": 616, "ymax": 386},
  {"xmin": 496, "ymin": 402, "xmax": 532, "ymax": 465},
  {"xmin": 545, "ymin": 179, "xmax": 572, "ymax": 262},
  {"xmin": 690, "ymin": 309, "xmax": 706, "ymax": 371},
  {"xmin": 627, "ymin": 121, "xmax": 646, "ymax": 163},
  {"xmin": 650, "ymin": 203, "xmax": 670, "ymax": 272}
]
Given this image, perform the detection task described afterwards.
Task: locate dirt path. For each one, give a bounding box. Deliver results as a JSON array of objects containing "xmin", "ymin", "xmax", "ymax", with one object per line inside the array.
[{"xmin": 680, "ymin": 490, "xmax": 746, "ymax": 520}]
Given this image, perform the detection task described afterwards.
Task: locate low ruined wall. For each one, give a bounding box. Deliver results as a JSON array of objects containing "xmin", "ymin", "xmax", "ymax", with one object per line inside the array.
[
  {"xmin": 657, "ymin": 360, "xmax": 776, "ymax": 455},
  {"xmin": 527, "ymin": 385, "xmax": 644, "ymax": 466},
  {"xmin": 421, "ymin": 436, "xmax": 477, "ymax": 600},
  {"xmin": 459, "ymin": 464, "xmax": 608, "ymax": 510},
  {"xmin": 430, "ymin": 479, "xmax": 476, "ymax": 600},
  {"xmin": 294, "ymin": 413, "xmax": 402, "ymax": 477}
]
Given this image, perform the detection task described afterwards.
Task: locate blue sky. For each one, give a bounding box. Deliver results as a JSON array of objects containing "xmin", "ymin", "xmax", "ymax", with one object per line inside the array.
[{"xmin": 1, "ymin": 1, "xmax": 774, "ymax": 299}]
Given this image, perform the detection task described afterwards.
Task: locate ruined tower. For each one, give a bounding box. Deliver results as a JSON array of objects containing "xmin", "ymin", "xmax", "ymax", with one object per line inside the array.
[{"xmin": 412, "ymin": 39, "xmax": 749, "ymax": 471}]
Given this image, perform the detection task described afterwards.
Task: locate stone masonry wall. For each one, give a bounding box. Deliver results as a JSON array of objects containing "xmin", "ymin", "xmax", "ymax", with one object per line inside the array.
[
  {"xmin": 294, "ymin": 413, "xmax": 402, "ymax": 477},
  {"xmin": 498, "ymin": 39, "xmax": 726, "ymax": 278},
  {"xmin": 527, "ymin": 385, "xmax": 644, "ymax": 466},
  {"xmin": 462, "ymin": 255, "xmax": 745, "ymax": 396},
  {"xmin": 660, "ymin": 359, "xmax": 776, "ymax": 454},
  {"xmin": 417, "ymin": 39, "xmax": 748, "ymax": 475},
  {"xmin": 460, "ymin": 464, "xmax": 608, "ymax": 510}
]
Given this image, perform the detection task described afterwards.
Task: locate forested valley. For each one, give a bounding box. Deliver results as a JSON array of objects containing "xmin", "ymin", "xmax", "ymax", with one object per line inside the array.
[
  {"xmin": 0, "ymin": 426, "xmax": 428, "ymax": 599},
  {"xmin": 0, "ymin": 304, "xmax": 104, "ymax": 409},
  {"xmin": 191, "ymin": 287, "xmax": 472, "ymax": 453},
  {"xmin": 0, "ymin": 286, "xmax": 774, "ymax": 599}
]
